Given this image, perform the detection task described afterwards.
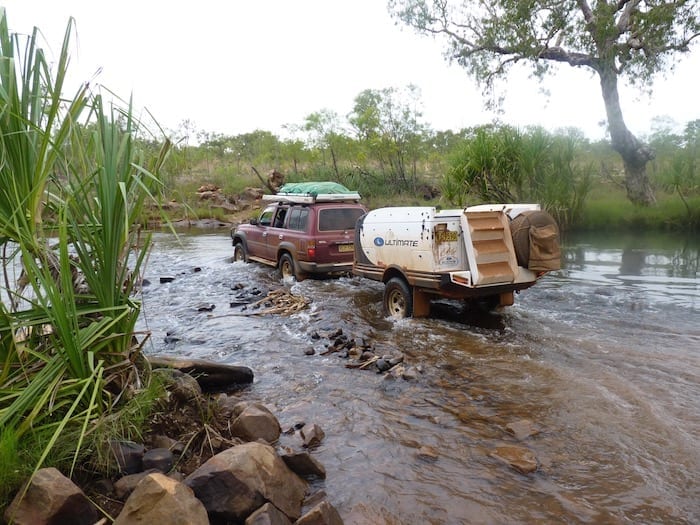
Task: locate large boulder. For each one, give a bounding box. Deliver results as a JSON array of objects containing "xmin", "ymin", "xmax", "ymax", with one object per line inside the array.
[
  {"xmin": 4, "ymin": 467, "xmax": 99, "ymax": 525},
  {"xmin": 114, "ymin": 472, "xmax": 208, "ymax": 525},
  {"xmin": 184, "ymin": 441, "xmax": 307, "ymax": 523},
  {"xmin": 148, "ymin": 355, "xmax": 254, "ymax": 392}
]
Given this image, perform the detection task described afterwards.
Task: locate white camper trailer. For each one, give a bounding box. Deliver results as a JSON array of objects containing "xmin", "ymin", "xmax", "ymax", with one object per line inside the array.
[{"xmin": 352, "ymin": 204, "xmax": 560, "ymax": 318}]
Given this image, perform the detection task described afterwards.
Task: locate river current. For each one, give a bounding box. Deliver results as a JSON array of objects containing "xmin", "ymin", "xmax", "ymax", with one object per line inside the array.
[{"xmin": 136, "ymin": 230, "xmax": 699, "ymax": 524}]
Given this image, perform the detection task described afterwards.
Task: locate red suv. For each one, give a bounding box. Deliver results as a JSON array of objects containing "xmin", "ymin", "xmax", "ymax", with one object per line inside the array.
[{"xmin": 230, "ymin": 185, "xmax": 367, "ymax": 280}]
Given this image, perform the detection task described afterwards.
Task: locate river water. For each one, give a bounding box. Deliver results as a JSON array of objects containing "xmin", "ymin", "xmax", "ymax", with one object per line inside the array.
[{"xmin": 136, "ymin": 230, "xmax": 699, "ymax": 525}]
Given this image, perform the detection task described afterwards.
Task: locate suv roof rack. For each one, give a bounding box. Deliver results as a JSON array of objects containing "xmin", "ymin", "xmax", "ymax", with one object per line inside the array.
[{"xmin": 261, "ymin": 192, "xmax": 362, "ymax": 204}]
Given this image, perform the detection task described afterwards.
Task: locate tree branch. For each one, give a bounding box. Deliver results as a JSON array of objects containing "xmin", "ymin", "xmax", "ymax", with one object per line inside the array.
[
  {"xmin": 538, "ymin": 47, "xmax": 598, "ymax": 69},
  {"xmin": 616, "ymin": 0, "xmax": 641, "ymax": 34}
]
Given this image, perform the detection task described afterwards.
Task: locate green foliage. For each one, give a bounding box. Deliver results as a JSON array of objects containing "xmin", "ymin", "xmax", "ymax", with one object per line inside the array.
[
  {"xmin": 0, "ymin": 428, "xmax": 25, "ymax": 503},
  {"xmin": 443, "ymin": 125, "xmax": 593, "ymax": 228},
  {"xmin": 648, "ymin": 119, "xmax": 700, "ymax": 218},
  {"xmin": 579, "ymin": 190, "xmax": 700, "ymax": 231},
  {"xmin": 348, "ymin": 85, "xmax": 429, "ymax": 189},
  {"xmin": 0, "ymin": 9, "xmax": 171, "ymax": 506}
]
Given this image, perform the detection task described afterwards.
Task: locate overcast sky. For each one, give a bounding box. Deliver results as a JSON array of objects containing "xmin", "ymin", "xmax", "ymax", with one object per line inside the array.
[{"xmin": 3, "ymin": 0, "xmax": 699, "ymax": 141}]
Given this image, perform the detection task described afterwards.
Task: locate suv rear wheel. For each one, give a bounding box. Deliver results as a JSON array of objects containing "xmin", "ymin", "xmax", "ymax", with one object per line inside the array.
[
  {"xmin": 384, "ymin": 277, "xmax": 413, "ymax": 318},
  {"xmin": 279, "ymin": 253, "xmax": 296, "ymax": 280}
]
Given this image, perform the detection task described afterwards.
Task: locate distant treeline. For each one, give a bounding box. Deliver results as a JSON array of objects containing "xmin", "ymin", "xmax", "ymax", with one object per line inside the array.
[{"xmin": 157, "ymin": 108, "xmax": 700, "ymax": 231}]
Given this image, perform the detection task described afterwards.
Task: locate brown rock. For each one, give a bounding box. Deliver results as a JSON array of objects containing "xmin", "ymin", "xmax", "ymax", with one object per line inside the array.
[
  {"xmin": 245, "ymin": 502, "xmax": 293, "ymax": 525},
  {"xmin": 490, "ymin": 445, "xmax": 538, "ymax": 474},
  {"xmin": 184, "ymin": 441, "xmax": 307, "ymax": 522},
  {"xmin": 4, "ymin": 467, "xmax": 99, "ymax": 525},
  {"xmin": 114, "ymin": 472, "xmax": 208, "ymax": 525},
  {"xmin": 281, "ymin": 451, "xmax": 326, "ymax": 479},
  {"xmin": 416, "ymin": 445, "xmax": 439, "ymax": 461},
  {"xmin": 300, "ymin": 423, "xmax": 325, "ymax": 448},
  {"xmin": 295, "ymin": 501, "xmax": 344, "ymax": 525},
  {"xmin": 167, "ymin": 372, "xmax": 203, "ymax": 404},
  {"xmin": 231, "ymin": 404, "xmax": 282, "ymax": 443},
  {"xmin": 151, "ymin": 434, "xmax": 185, "ymax": 454},
  {"xmin": 114, "ymin": 470, "xmax": 160, "ymax": 500},
  {"xmin": 505, "ymin": 419, "xmax": 540, "ymax": 440}
]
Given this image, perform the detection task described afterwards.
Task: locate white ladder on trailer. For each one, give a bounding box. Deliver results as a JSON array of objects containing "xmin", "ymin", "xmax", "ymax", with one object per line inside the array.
[{"xmin": 461, "ymin": 210, "xmax": 518, "ymax": 286}]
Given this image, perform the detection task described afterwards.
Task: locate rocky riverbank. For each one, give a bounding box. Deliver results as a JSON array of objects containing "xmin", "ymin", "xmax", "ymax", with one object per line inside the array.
[{"xmin": 4, "ymin": 358, "xmax": 342, "ymax": 525}]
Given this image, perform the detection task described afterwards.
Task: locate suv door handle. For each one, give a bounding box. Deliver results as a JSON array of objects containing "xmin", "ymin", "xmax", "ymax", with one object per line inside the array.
[{"xmin": 262, "ymin": 232, "xmax": 268, "ymax": 238}]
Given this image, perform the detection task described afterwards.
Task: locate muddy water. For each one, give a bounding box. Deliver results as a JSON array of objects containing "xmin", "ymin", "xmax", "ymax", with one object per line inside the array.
[{"xmin": 137, "ymin": 231, "xmax": 700, "ymax": 525}]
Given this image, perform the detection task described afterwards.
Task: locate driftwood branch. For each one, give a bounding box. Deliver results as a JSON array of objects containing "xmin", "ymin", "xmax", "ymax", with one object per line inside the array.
[
  {"xmin": 212, "ymin": 288, "xmax": 310, "ymax": 318},
  {"xmin": 251, "ymin": 166, "xmax": 277, "ymax": 194}
]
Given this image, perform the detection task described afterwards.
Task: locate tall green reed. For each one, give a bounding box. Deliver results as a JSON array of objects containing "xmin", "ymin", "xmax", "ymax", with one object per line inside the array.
[{"xmin": 0, "ymin": 9, "xmax": 170, "ymax": 503}]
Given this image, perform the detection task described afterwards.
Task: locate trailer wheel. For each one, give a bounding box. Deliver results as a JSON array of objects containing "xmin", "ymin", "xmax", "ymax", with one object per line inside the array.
[
  {"xmin": 233, "ymin": 242, "xmax": 248, "ymax": 263},
  {"xmin": 384, "ymin": 277, "xmax": 413, "ymax": 319}
]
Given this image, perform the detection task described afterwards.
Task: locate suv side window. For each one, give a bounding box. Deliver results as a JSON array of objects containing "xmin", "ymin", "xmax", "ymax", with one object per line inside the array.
[
  {"xmin": 287, "ymin": 207, "xmax": 309, "ymax": 232},
  {"xmin": 318, "ymin": 208, "xmax": 365, "ymax": 231},
  {"xmin": 258, "ymin": 206, "xmax": 275, "ymax": 227},
  {"xmin": 273, "ymin": 207, "xmax": 288, "ymax": 228}
]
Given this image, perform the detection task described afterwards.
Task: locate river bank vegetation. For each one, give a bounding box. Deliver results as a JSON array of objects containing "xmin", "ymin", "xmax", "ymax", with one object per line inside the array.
[
  {"xmin": 0, "ymin": 6, "xmax": 698, "ymax": 517},
  {"xmin": 162, "ymin": 110, "xmax": 700, "ymax": 232}
]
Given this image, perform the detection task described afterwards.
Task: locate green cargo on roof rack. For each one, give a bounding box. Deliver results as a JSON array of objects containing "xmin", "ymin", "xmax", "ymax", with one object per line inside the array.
[{"xmin": 262, "ymin": 181, "xmax": 362, "ymax": 204}]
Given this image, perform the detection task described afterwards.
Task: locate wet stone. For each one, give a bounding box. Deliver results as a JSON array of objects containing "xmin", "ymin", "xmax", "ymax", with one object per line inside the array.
[
  {"xmin": 281, "ymin": 451, "xmax": 327, "ymax": 479},
  {"xmin": 416, "ymin": 445, "xmax": 439, "ymax": 462},
  {"xmin": 490, "ymin": 445, "xmax": 538, "ymax": 474},
  {"xmin": 376, "ymin": 358, "xmax": 391, "ymax": 372},
  {"xmin": 402, "ymin": 366, "xmax": 420, "ymax": 381},
  {"xmin": 142, "ymin": 448, "xmax": 174, "ymax": 473},
  {"xmin": 300, "ymin": 423, "xmax": 325, "ymax": 448},
  {"xmin": 506, "ymin": 419, "xmax": 540, "ymax": 440},
  {"xmin": 195, "ymin": 303, "xmax": 215, "ymax": 312},
  {"xmin": 304, "ymin": 347, "xmax": 316, "ymax": 356},
  {"xmin": 110, "ymin": 440, "xmax": 145, "ymax": 475},
  {"xmin": 388, "ymin": 354, "xmax": 404, "ymax": 366}
]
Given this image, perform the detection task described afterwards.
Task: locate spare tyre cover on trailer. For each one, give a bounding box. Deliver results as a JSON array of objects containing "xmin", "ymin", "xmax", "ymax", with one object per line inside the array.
[{"xmin": 510, "ymin": 210, "xmax": 561, "ymax": 272}]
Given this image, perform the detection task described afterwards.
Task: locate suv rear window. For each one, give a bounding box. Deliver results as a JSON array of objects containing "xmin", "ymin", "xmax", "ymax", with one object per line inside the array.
[{"xmin": 318, "ymin": 208, "xmax": 365, "ymax": 231}]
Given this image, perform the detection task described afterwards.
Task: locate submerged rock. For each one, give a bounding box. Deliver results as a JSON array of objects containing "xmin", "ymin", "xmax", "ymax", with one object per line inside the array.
[
  {"xmin": 505, "ymin": 419, "xmax": 540, "ymax": 440},
  {"xmin": 489, "ymin": 445, "xmax": 538, "ymax": 474}
]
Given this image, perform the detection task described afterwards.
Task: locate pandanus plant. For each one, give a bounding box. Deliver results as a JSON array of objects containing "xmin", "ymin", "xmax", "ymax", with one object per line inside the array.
[{"xmin": 0, "ymin": 8, "xmax": 170, "ymax": 499}]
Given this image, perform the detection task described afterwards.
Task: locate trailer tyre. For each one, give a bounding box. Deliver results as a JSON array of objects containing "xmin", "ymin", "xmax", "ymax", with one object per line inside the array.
[{"xmin": 384, "ymin": 277, "xmax": 413, "ymax": 319}]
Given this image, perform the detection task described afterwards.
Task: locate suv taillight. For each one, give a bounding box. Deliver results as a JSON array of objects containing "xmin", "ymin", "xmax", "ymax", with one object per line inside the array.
[{"xmin": 307, "ymin": 241, "xmax": 316, "ymax": 259}]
